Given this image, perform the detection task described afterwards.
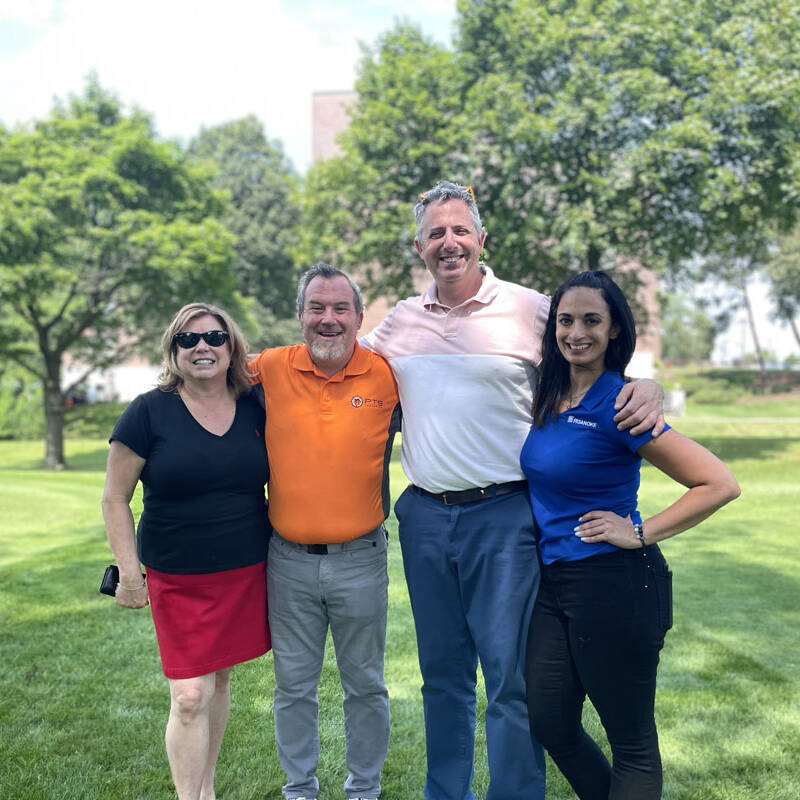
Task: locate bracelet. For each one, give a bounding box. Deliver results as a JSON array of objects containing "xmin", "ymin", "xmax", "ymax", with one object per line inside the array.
[
  {"xmin": 116, "ymin": 581, "xmax": 146, "ymax": 591},
  {"xmin": 633, "ymin": 523, "xmax": 646, "ymax": 548}
]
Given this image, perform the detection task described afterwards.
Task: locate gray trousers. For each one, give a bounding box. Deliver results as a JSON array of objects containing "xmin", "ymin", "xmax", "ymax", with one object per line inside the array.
[{"xmin": 267, "ymin": 529, "xmax": 390, "ymax": 799}]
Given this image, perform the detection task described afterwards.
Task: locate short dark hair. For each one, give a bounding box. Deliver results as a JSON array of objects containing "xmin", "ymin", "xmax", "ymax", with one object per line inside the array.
[
  {"xmin": 533, "ymin": 270, "xmax": 636, "ymax": 427},
  {"xmin": 296, "ymin": 263, "xmax": 364, "ymax": 316}
]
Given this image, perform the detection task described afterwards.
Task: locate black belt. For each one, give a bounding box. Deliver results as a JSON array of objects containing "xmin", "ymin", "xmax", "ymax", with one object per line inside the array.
[
  {"xmin": 287, "ymin": 525, "xmax": 385, "ymax": 555},
  {"xmin": 302, "ymin": 540, "xmax": 377, "ymax": 555},
  {"xmin": 412, "ymin": 480, "xmax": 528, "ymax": 506}
]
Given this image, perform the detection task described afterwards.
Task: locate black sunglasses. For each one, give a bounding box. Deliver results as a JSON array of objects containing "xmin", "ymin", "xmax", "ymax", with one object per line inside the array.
[{"xmin": 172, "ymin": 330, "xmax": 229, "ymax": 349}]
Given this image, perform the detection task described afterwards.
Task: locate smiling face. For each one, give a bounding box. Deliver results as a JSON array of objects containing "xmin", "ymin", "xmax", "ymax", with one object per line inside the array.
[
  {"xmin": 299, "ymin": 275, "xmax": 363, "ymax": 376},
  {"xmin": 174, "ymin": 313, "xmax": 232, "ymax": 386},
  {"xmin": 414, "ymin": 199, "xmax": 487, "ymax": 305},
  {"xmin": 555, "ymin": 287, "xmax": 619, "ymax": 378}
]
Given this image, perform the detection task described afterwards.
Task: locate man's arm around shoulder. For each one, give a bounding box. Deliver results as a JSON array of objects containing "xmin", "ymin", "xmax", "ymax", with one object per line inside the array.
[{"xmin": 613, "ymin": 378, "xmax": 665, "ymax": 437}]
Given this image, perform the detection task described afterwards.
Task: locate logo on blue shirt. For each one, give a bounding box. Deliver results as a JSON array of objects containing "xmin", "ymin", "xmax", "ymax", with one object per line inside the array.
[{"xmin": 566, "ymin": 415, "xmax": 597, "ymax": 429}]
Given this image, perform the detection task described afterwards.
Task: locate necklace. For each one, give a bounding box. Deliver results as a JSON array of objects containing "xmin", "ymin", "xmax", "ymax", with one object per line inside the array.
[{"xmin": 561, "ymin": 385, "xmax": 590, "ymax": 412}]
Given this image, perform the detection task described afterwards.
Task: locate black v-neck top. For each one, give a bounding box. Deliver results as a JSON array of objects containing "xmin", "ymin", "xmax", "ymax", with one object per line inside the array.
[{"xmin": 111, "ymin": 388, "xmax": 269, "ymax": 573}]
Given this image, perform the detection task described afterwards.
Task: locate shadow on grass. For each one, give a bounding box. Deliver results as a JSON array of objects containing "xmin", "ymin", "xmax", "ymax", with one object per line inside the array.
[
  {"xmin": 651, "ymin": 537, "xmax": 800, "ymax": 799},
  {"xmin": 0, "ymin": 444, "xmax": 109, "ymax": 472},
  {"xmin": 0, "ymin": 451, "xmax": 45, "ymax": 471},
  {"xmin": 60, "ymin": 447, "xmax": 109, "ymax": 471},
  {"xmin": 649, "ymin": 434, "xmax": 800, "ymax": 464},
  {"xmin": 1, "ymin": 537, "xmax": 464, "ymax": 800}
]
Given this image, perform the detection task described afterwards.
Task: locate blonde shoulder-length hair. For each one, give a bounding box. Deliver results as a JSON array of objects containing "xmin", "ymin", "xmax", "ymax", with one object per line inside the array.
[{"xmin": 158, "ymin": 302, "xmax": 254, "ymax": 397}]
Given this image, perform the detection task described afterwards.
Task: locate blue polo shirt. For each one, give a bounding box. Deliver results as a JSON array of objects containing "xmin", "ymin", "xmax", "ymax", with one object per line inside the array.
[{"xmin": 520, "ymin": 370, "xmax": 668, "ymax": 565}]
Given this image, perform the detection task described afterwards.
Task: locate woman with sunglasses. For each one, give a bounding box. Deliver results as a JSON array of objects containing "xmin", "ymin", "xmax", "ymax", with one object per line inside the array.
[
  {"xmin": 102, "ymin": 302, "xmax": 270, "ymax": 800},
  {"xmin": 520, "ymin": 271, "xmax": 739, "ymax": 799}
]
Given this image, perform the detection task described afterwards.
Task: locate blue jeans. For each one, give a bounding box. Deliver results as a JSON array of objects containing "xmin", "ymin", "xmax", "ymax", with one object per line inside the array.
[
  {"xmin": 526, "ymin": 545, "xmax": 672, "ymax": 800},
  {"xmin": 395, "ymin": 486, "xmax": 546, "ymax": 800},
  {"xmin": 267, "ymin": 529, "xmax": 390, "ymax": 800}
]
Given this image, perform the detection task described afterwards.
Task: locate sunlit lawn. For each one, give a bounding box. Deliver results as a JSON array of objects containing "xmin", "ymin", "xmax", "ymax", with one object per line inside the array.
[{"xmin": 1, "ymin": 401, "xmax": 799, "ymax": 798}]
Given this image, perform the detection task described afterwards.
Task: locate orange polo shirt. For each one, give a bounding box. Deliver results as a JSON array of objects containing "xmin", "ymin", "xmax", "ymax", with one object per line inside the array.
[{"xmin": 248, "ymin": 342, "xmax": 400, "ymax": 543}]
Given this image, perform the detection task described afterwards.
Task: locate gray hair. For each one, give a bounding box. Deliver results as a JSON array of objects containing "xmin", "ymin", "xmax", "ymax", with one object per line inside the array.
[
  {"xmin": 296, "ymin": 263, "xmax": 364, "ymax": 316},
  {"xmin": 414, "ymin": 181, "xmax": 483, "ymax": 240}
]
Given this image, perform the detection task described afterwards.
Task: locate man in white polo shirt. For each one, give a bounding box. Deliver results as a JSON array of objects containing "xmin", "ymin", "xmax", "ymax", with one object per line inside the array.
[{"xmin": 361, "ymin": 181, "xmax": 662, "ymax": 800}]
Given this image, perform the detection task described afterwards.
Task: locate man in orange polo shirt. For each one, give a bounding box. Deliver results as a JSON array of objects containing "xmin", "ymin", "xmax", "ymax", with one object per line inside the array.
[{"xmin": 249, "ymin": 263, "xmax": 400, "ymax": 800}]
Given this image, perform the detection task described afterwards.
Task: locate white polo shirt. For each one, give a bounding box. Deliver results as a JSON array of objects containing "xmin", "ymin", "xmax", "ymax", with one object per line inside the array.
[{"xmin": 361, "ymin": 266, "xmax": 550, "ymax": 493}]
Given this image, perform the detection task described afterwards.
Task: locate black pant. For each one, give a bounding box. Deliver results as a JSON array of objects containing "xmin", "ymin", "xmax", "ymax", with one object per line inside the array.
[{"xmin": 525, "ymin": 545, "xmax": 673, "ymax": 800}]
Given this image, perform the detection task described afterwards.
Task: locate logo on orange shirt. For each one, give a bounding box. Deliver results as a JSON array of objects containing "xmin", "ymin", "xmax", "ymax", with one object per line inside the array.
[{"xmin": 351, "ymin": 395, "xmax": 384, "ymax": 409}]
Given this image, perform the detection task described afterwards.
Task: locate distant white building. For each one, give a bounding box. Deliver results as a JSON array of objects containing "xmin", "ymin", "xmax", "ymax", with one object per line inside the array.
[{"xmin": 63, "ymin": 354, "xmax": 159, "ymax": 403}]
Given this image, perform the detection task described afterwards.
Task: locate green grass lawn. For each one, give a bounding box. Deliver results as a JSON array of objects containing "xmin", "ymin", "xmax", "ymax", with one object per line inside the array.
[{"xmin": 2, "ymin": 403, "xmax": 799, "ymax": 799}]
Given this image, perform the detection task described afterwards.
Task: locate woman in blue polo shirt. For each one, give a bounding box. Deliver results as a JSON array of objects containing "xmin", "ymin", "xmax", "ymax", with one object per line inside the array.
[{"xmin": 520, "ymin": 270, "xmax": 739, "ymax": 800}]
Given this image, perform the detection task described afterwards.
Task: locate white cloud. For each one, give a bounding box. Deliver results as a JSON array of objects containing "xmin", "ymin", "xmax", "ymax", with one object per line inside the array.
[{"xmin": 0, "ymin": 0, "xmax": 456, "ymax": 171}]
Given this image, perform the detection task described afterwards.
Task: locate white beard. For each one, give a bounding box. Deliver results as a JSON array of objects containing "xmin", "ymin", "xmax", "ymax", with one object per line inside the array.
[{"xmin": 309, "ymin": 336, "xmax": 347, "ymax": 365}]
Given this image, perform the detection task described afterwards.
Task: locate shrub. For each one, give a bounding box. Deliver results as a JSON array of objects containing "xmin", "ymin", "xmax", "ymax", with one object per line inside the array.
[
  {"xmin": 681, "ymin": 375, "xmax": 745, "ymax": 405},
  {"xmin": 691, "ymin": 384, "xmax": 746, "ymax": 404},
  {"xmin": 0, "ymin": 372, "xmax": 45, "ymax": 439},
  {"xmin": 64, "ymin": 402, "xmax": 129, "ymax": 439}
]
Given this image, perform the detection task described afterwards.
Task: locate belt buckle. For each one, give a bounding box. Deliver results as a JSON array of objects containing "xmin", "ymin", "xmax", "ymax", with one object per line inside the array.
[{"xmin": 443, "ymin": 487, "xmax": 488, "ymax": 505}]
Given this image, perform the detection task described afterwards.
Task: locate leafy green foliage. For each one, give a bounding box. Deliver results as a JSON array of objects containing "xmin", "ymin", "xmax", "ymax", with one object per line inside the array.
[
  {"xmin": 456, "ymin": 0, "xmax": 800, "ymax": 281},
  {"xmin": 681, "ymin": 374, "xmax": 746, "ymax": 404},
  {"xmin": 0, "ymin": 365, "xmax": 43, "ymax": 439},
  {"xmin": 63, "ymin": 401, "xmax": 129, "ymax": 440},
  {"xmin": 298, "ymin": 1, "xmax": 800, "ymax": 300},
  {"xmin": 659, "ymin": 292, "xmax": 716, "ymax": 364},
  {"xmin": 188, "ymin": 116, "xmax": 302, "ymax": 345},
  {"xmin": 763, "ymin": 225, "xmax": 800, "ymax": 346},
  {"xmin": 0, "ymin": 78, "xmax": 242, "ymax": 467},
  {"xmin": 296, "ymin": 25, "xmax": 468, "ymax": 300}
]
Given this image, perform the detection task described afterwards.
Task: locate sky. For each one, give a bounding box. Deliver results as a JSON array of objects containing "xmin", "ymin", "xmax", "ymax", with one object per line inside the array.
[{"xmin": 0, "ymin": 0, "xmax": 457, "ymax": 172}]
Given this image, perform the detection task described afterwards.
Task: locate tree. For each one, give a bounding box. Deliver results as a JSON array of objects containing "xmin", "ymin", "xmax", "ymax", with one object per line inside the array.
[
  {"xmin": 0, "ymin": 79, "xmax": 241, "ymax": 468},
  {"xmin": 694, "ymin": 232, "xmax": 774, "ymax": 375},
  {"xmin": 764, "ymin": 226, "xmax": 800, "ymax": 349},
  {"xmin": 298, "ymin": 1, "xmax": 800, "ymax": 300},
  {"xmin": 456, "ymin": 0, "xmax": 800, "ymax": 282},
  {"xmin": 658, "ymin": 292, "xmax": 715, "ymax": 364},
  {"xmin": 296, "ymin": 25, "xmax": 469, "ymax": 301},
  {"xmin": 188, "ymin": 117, "xmax": 302, "ymax": 344}
]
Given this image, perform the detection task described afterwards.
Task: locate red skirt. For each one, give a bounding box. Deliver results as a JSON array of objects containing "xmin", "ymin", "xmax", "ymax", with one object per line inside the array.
[{"xmin": 146, "ymin": 561, "xmax": 270, "ymax": 679}]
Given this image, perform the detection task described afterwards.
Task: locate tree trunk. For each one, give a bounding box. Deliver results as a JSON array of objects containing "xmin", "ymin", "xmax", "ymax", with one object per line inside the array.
[
  {"xmin": 742, "ymin": 281, "xmax": 767, "ymax": 380},
  {"xmin": 788, "ymin": 314, "xmax": 800, "ymax": 351},
  {"xmin": 43, "ymin": 371, "xmax": 66, "ymax": 470},
  {"xmin": 587, "ymin": 244, "xmax": 602, "ymax": 271}
]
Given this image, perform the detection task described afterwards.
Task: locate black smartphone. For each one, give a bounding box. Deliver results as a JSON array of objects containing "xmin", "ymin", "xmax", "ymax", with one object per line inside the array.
[{"xmin": 99, "ymin": 565, "xmax": 145, "ymax": 597}]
